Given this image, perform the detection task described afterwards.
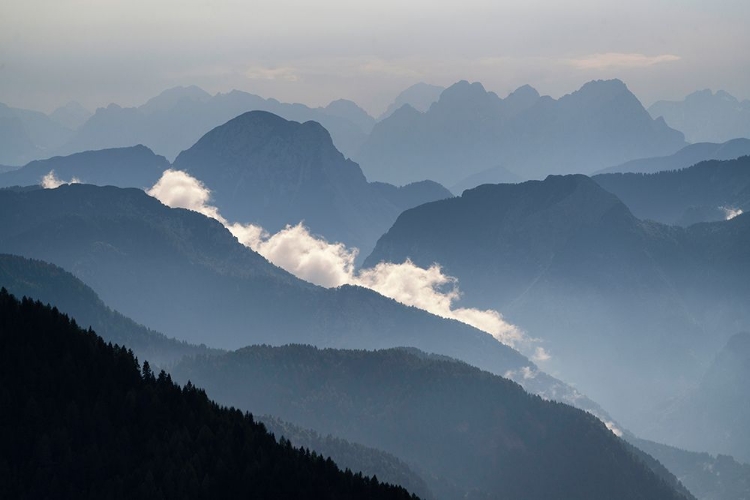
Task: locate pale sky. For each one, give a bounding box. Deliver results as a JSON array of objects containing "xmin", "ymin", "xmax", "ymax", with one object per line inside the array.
[{"xmin": 1, "ymin": 0, "xmax": 748, "ymax": 114}]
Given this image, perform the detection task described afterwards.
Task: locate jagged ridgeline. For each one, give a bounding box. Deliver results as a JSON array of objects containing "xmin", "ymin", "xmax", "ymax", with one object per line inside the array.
[{"xmin": 0, "ymin": 289, "xmax": 417, "ymax": 500}]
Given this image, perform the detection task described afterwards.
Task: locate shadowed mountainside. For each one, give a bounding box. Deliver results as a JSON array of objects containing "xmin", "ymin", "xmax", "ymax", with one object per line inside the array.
[
  {"xmin": 171, "ymin": 344, "xmax": 694, "ymax": 500},
  {"xmin": 364, "ymin": 174, "xmax": 750, "ymax": 437}
]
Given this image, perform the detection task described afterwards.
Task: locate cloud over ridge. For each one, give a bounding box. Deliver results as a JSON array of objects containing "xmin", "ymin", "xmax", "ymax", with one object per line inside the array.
[{"xmin": 147, "ymin": 169, "xmax": 542, "ymax": 355}]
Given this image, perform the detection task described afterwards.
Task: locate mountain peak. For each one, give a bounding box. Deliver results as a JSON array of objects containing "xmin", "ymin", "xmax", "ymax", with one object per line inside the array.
[
  {"xmin": 140, "ymin": 85, "xmax": 212, "ymax": 114},
  {"xmin": 378, "ymin": 82, "xmax": 445, "ymax": 119},
  {"xmin": 573, "ymin": 79, "xmax": 631, "ymax": 102},
  {"xmin": 322, "ymin": 99, "xmax": 375, "ymax": 132},
  {"xmin": 439, "ymin": 80, "xmax": 490, "ymax": 102},
  {"xmin": 508, "ymin": 84, "xmax": 540, "ymax": 100},
  {"xmin": 430, "ymin": 80, "xmax": 502, "ymax": 117}
]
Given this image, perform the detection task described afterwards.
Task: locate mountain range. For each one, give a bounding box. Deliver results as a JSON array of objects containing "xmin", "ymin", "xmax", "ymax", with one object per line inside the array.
[
  {"xmin": 0, "ymin": 289, "xmax": 415, "ymax": 500},
  {"xmin": 170, "ymin": 343, "xmax": 694, "ymax": 500},
  {"xmin": 3, "ymin": 250, "xmax": 747, "ymax": 500},
  {"xmin": 58, "ymin": 86, "xmax": 374, "ymax": 161},
  {"xmin": 0, "ymin": 145, "xmax": 169, "ymax": 189},
  {"xmin": 649, "ymin": 89, "xmax": 750, "ymax": 144},
  {"xmin": 0, "ymin": 183, "xmax": 603, "ymax": 417},
  {"xmin": 364, "ymin": 174, "xmax": 750, "ymax": 442},
  {"xmin": 596, "ymin": 138, "xmax": 750, "ymax": 175},
  {"xmin": 355, "ymin": 79, "xmax": 686, "ymax": 185},
  {"xmin": 593, "ymin": 156, "xmax": 750, "ymax": 225}
]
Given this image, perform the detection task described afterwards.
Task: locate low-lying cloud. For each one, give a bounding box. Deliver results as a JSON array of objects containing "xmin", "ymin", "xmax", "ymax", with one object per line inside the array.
[
  {"xmin": 722, "ymin": 206, "xmax": 743, "ymax": 220},
  {"xmin": 147, "ymin": 169, "xmax": 543, "ymax": 355},
  {"xmin": 41, "ymin": 170, "xmax": 81, "ymax": 189}
]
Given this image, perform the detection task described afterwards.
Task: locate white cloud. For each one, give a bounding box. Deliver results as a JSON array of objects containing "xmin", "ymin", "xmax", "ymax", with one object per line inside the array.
[
  {"xmin": 41, "ymin": 170, "xmax": 81, "ymax": 189},
  {"xmin": 604, "ymin": 420, "xmax": 624, "ymax": 437},
  {"xmin": 566, "ymin": 52, "xmax": 681, "ymax": 70},
  {"xmin": 146, "ymin": 169, "xmax": 224, "ymax": 220},
  {"xmin": 532, "ymin": 346, "xmax": 551, "ymax": 362},
  {"xmin": 722, "ymin": 206, "xmax": 743, "ymax": 220},
  {"xmin": 245, "ymin": 66, "xmax": 300, "ymax": 82},
  {"xmin": 145, "ymin": 169, "xmax": 545, "ymax": 355},
  {"xmin": 249, "ymin": 222, "xmax": 357, "ymax": 288}
]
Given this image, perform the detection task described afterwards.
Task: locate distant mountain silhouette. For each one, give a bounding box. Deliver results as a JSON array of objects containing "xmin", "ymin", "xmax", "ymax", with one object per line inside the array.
[
  {"xmin": 594, "ymin": 156, "xmax": 750, "ymax": 225},
  {"xmin": 629, "ymin": 437, "xmax": 750, "ymax": 500},
  {"xmin": 648, "ymin": 332, "xmax": 750, "ymax": 463},
  {"xmin": 0, "ymin": 289, "xmax": 415, "ymax": 500},
  {"xmin": 172, "ymin": 111, "xmax": 451, "ymax": 255},
  {"xmin": 321, "ymin": 99, "xmax": 376, "ymax": 133},
  {"xmin": 171, "ymin": 344, "xmax": 694, "ymax": 500},
  {"xmin": 0, "ymin": 102, "xmax": 75, "ymax": 165},
  {"xmin": 58, "ymin": 86, "xmax": 374, "ymax": 160},
  {"xmin": 357, "ymin": 79, "xmax": 686, "ymax": 185},
  {"xmin": 0, "ymin": 253, "xmax": 215, "ymax": 367},
  {"xmin": 364, "ymin": 174, "xmax": 750, "ymax": 436},
  {"xmin": 378, "ymin": 83, "xmax": 445, "ymax": 120},
  {"xmin": 49, "ymin": 100, "xmax": 92, "ymax": 130},
  {"xmin": 649, "ymin": 89, "xmax": 750, "ymax": 143},
  {"xmin": 0, "ymin": 145, "xmax": 169, "ymax": 189},
  {"xmin": 597, "ymin": 138, "xmax": 750, "ymax": 174}
]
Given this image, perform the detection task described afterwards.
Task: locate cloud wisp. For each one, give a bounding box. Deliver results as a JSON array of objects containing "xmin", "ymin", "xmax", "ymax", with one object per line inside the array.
[
  {"xmin": 146, "ymin": 169, "xmax": 542, "ymax": 354},
  {"xmin": 40, "ymin": 170, "xmax": 81, "ymax": 189},
  {"xmin": 722, "ymin": 206, "xmax": 743, "ymax": 220},
  {"xmin": 566, "ymin": 52, "xmax": 681, "ymax": 70}
]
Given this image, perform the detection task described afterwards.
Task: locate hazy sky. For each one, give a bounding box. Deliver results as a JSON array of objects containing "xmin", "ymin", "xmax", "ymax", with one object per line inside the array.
[{"xmin": 1, "ymin": 0, "xmax": 749, "ymax": 114}]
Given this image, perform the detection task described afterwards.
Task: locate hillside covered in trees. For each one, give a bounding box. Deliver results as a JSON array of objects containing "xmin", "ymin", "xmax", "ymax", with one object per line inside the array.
[{"xmin": 0, "ymin": 289, "xmax": 417, "ymax": 500}]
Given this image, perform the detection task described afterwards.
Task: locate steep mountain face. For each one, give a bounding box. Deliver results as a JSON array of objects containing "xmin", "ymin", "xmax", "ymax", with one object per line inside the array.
[
  {"xmin": 364, "ymin": 174, "xmax": 750, "ymax": 433},
  {"xmin": 596, "ymin": 138, "xmax": 750, "ymax": 174},
  {"xmin": 59, "ymin": 86, "xmax": 372, "ymax": 160},
  {"xmin": 0, "ymin": 289, "xmax": 415, "ymax": 500},
  {"xmin": 0, "ymin": 145, "xmax": 169, "ymax": 189},
  {"xmin": 649, "ymin": 89, "xmax": 750, "ymax": 144},
  {"xmin": 649, "ymin": 332, "xmax": 750, "ymax": 463},
  {"xmin": 356, "ymin": 79, "xmax": 686, "ymax": 185},
  {"xmin": 0, "ymin": 254, "xmax": 215, "ymax": 367},
  {"xmin": 171, "ymin": 344, "xmax": 694, "ymax": 500},
  {"xmin": 172, "ymin": 111, "xmax": 451, "ymax": 254},
  {"xmin": 378, "ymin": 83, "xmax": 445, "ymax": 120},
  {"xmin": 594, "ymin": 156, "xmax": 750, "ymax": 225}
]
